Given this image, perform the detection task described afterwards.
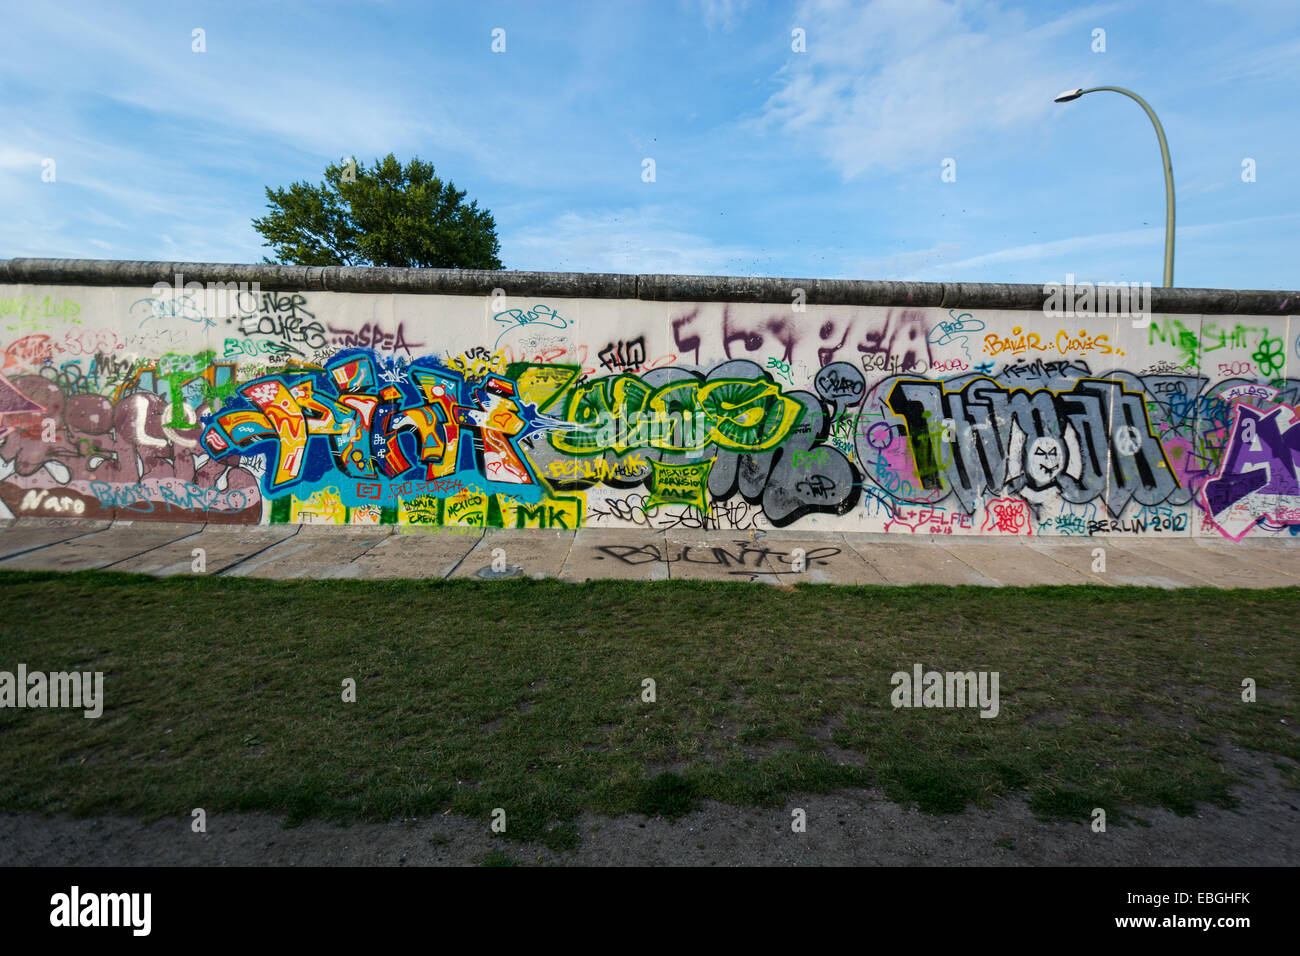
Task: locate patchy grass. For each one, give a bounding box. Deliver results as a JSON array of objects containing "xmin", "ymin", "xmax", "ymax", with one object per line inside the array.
[
  {"xmin": 635, "ymin": 772, "xmax": 697, "ymax": 819},
  {"xmin": 0, "ymin": 571, "xmax": 1295, "ymax": 846}
]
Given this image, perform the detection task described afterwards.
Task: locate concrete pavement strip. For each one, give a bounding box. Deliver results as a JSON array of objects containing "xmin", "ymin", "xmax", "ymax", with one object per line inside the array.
[
  {"xmin": 845, "ymin": 536, "xmax": 1002, "ymax": 586},
  {"xmin": 750, "ymin": 531, "xmax": 888, "ymax": 586},
  {"xmin": 1104, "ymin": 540, "xmax": 1300, "ymax": 589},
  {"xmin": 449, "ymin": 529, "xmax": 575, "ymax": 580},
  {"xmin": 660, "ymin": 530, "xmax": 787, "ymax": 583},
  {"xmin": 0, "ymin": 521, "xmax": 200, "ymax": 572},
  {"xmin": 1, "ymin": 519, "xmax": 1298, "ymax": 587},
  {"xmin": 353, "ymin": 527, "xmax": 484, "ymax": 580},
  {"xmin": 1190, "ymin": 539, "xmax": 1300, "ymax": 584},
  {"xmin": 931, "ymin": 538, "xmax": 1097, "ymax": 587},
  {"xmin": 220, "ymin": 526, "xmax": 393, "ymax": 580},
  {"xmin": 0, "ymin": 518, "xmax": 112, "ymax": 560},
  {"xmin": 562, "ymin": 529, "xmax": 670, "ymax": 582},
  {"xmin": 1022, "ymin": 537, "xmax": 1183, "ymax": 588},
  {"xmin": 108, "ymin": 524, "xmax": 301, "ymax": 576}
]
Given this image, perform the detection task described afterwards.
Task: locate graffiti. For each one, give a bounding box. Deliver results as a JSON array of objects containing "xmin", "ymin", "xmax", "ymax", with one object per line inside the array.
[
  {"xmin": 493, "ymin": 304, "xmax": 568, "ymax": 347},
  {"xmin": 1252, "ymin": 338, "xmax": 1285, "ymax": 377},
  {"xmin": 980, "ymin": 497, "xmax": 1032, "ymax": 535},
  {"xmin": 327, "ymin": 320, "xmax": 424, "ymax": 355},
  {"xmin": 1216, "ymin": 361, "xmax": 1256, "ymax": 377},
  {"xmin": 1140, "ymin": 360, "xmax": 1186, "ymax": 376},
  {"xmin": 1043, "ymin": 513, "xmax": 1087, "ymax": 535},
  {"xmin": 862, "ymin": 352, "xmax": 929, "ymax": 376},
  {"xmin": 0, "ymin": 373, "xmax": 44, "ymax": 440},
  {"xmin": 1220, "ymin": 383, "xmax": 1276, "ymax": 403},
  {"xmin": 449, "ymin": 346, "xmax": 508, "ymax": 380},
  {"xmin": 814, "ymin": 361, "xmax": 865, "ymax": 414},
  {"xmin": 2, "ymin": 295, "xmax": 81, "ymax": 326},
  {"xmin": 112, "ymin": 351, "xmax": 240, "ymax": 428},
  {"xmin": 0, "ymin": 373, "xmax": 260, "ymax": 522},
  {"xmin": 702, "ymin": 368, "xmax": 860, "ymax": 527},
  {"xmin": 546, "ymin": 369, "xmax": 804, "ymax": 456},
  {"xmin": 882, "ymin": 376, "xmax": 1179, "ymax": 517},
  {"xmin": 766, "ymin": 356, "xmax": 795, "ymax": 384},
  {"xmin": 130, "ymin": 293, "xmax": 214, "ymax": 329},
  {"xmin": 1147, "ymin": 318, "xmax": 1269, "ymax": 370},
  {"xmin": 547, "ymin": 454, "xmax": 647, "ymax": 482},
  {"xmin": 592, "ymin": 541, "xmax": 841, "ymax": 578},
  {"xmin": 598, "ymin": 337, "xmax": 645, "ymax": 372},
  {"xmin": 883, "ymin": 504, "xmax": 972, "ymax": 534},
  {"xmin": 982, "ymin": 327, "xmax": 1118, "ymax": 358},
  {"xmin": 502, "ymin": 341, "xmax": 595, "ymax": 376},
  {"xmin": 1202, "ymin": 403, "xmax": 1300, "ymax": 540},
  {"xmin": 223, "ymin": 337, "xmax": 303, "ymax": 360},
  {"xmin": 997, "ymin": 358, "xmax": 1091, "ymax": 381},
  {"xmin": 856, "ymin": 309, "xmax": 931, "ymax": 374},
  {"xmin": 670, "ymin": 305, "xmax": 930, "ymax": 376},
  {"xmin": 51, "ymin": 328, "xmax": 126, "ymax": 357},
  {"xmin": 928, "ymin": 311, "xmax": 985, "ymax": 362},
  {"xmin": 1087, "ymin": 512, "xmax": 1188, "ymax": 535},
  {"xmin": 3, "ymin": 276, "xmax": 1298, "ymax": 543},
  {"xmin": 646, "ymin": 459, "xmax": 712, "ymax": 510},
  {"xmin": 3, "ymin": 334, "xmax": 58, "ymax": 373},
  {"xmin": 792, "ymin": 448, "xmax": 827, "ymax": 468},
  {"xmin": 586, "ymin": 492, "xmax": 766, "ymax": 531},
  {"xmin": 89, "ymin": 479, "xmax": 253, "ymax": 516},
  {"xmin": 227, "ymin": 293, "xmax": 326, "ymax": 350},
  {"xmin": 203, "ymin": 353, "xmax": 566, "ymax": 507},
  {"xmin": 794, "ymin": 474, "xmax": 836, "ymax": 499},
  {"xmin": 357, "ymin": 477, "xmax": 464, "ymax": 501}
]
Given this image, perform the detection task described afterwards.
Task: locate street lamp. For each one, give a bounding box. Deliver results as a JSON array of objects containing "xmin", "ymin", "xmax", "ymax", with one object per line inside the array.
[{"xmin": 1054, "ymin": 86, "xmax": 1176, "ymax": 287}]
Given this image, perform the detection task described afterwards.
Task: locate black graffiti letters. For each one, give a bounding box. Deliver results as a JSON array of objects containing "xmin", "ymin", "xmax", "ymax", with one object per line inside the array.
[{"xmin": 886, "ymin": 377, "xmax": 1181, "ymax": 516}]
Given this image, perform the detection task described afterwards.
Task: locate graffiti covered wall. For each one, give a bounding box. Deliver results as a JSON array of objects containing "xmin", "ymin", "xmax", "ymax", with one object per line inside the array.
[{"xmin": 1, "ymin": 278, "xmax": 1297, "ymax": 541}]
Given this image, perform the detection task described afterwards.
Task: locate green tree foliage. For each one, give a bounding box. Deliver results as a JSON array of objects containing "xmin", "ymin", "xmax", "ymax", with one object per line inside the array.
[{"xmin": 252, "ymin": 154, "xmax": 503, "ymax": 269}]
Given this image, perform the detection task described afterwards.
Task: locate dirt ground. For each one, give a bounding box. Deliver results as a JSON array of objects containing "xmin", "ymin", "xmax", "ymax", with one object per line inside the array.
[{"xmin": 2, "ymin": 745, "xmax": 1295, "ymax": 867}]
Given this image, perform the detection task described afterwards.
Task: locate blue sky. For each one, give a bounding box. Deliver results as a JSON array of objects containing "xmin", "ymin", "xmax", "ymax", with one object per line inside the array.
[{"xmin": 2, "ymin": 0, "xmax": 1297, "ymax": 289}]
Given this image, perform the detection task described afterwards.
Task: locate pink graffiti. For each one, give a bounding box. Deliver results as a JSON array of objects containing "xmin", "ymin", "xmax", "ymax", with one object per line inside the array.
[{"xmin": 980, "ymin": 497, "xmax": 1032, "ymax": 535}]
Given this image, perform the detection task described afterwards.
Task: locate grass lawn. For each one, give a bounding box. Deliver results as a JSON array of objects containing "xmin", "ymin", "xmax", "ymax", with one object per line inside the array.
[{"xmin": 0, "ymin": 570, "xmax": 1295, "ymax": 851}]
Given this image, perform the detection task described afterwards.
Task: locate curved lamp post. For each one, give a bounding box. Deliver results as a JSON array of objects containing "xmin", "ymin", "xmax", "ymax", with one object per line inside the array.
[{"xmin": 1054, "ymin": 86, "xmax": 1175, "ymax": 287}]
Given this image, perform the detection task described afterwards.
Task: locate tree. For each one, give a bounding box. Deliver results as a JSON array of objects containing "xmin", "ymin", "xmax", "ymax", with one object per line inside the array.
[{"xmin": 252, "ymin": 154, "xmax": 503, "ymax": 270}]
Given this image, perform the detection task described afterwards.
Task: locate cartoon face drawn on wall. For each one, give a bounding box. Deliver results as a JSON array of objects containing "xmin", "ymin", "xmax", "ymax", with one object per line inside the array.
[
  {"xmin": 1004, "ymin": 418, "xmax": 1087, "ymax": 520},
  {"xmin": 1026, "ymin": 436, "xmax": 1063, "ymax": 487}
]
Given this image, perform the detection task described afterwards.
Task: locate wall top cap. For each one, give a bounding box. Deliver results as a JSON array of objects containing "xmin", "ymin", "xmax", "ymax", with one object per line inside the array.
[{"xmin": 2, "ymin": 257, "xmax": 1296, "ymax": 316}]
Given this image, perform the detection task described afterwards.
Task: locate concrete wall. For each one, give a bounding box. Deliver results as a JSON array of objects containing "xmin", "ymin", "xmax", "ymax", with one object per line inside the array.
[{"xmin": 2, "ymin": 260, "xmax": 1298, "ymax": 541}]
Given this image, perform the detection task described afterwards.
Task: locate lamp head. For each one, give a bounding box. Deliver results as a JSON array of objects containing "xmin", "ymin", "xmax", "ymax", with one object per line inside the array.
[{"xmin": 1054, "ymin": 88, "xmax": 1084, "ymax": 103}]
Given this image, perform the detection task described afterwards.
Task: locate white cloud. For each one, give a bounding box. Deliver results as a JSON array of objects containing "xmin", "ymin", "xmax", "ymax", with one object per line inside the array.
[
  {"xmin": 898, "ymin": 213, "xmax": 1300, "ymax": 281},
  {"xmin": 1210, "ymin": 36, "xmax": 1300, "ymax": 84},
  {"xmin": 699, "ymin": 0, "xmax": 750, "ymax": 30},
  {"xmin": 504, "ymin": 207, "xmax": 764, "ymax": 274},
  {"xmin": 759, "ymin": 0, "xmax": 1116, "ymax": 179},
  {"xmin": 0, "ymin": 147, "xmax": 44, "ymax": 171},
  {"xmin": 918, "ymin": 225, "xmax": 1163, "ymax": 275}
]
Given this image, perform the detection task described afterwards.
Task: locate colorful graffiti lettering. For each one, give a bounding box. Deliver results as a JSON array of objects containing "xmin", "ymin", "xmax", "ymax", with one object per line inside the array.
[
  {"xmin": 3, "ymin": 281, "xmax": 1298, "ymax": 543},
  {"xmin": 546, "ymin": 371, "xmax": 803, "ymax": 456},
  {"xmin": 0, "ymin": 371, "xmax": 261, "ymax": 522},
  {"xmin": 1202, "ymin": 403, "xmax": 1300, "ymax": 540},
  {"xmin": 202, "ymin": 353, "xmax": 572, "ymax": 507}
]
